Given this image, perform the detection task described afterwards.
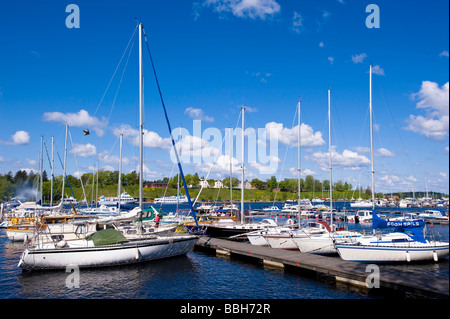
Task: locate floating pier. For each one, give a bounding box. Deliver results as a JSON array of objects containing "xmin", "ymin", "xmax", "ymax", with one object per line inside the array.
[{"xmin": 194, "ymin": 236, "xmax": 449, "ymax": 299}]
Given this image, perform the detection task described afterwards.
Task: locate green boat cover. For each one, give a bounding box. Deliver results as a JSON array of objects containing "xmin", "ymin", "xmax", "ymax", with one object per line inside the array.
[{"xmin": 85, "ymin": 228, "xmax": 128, "ymax": 246}]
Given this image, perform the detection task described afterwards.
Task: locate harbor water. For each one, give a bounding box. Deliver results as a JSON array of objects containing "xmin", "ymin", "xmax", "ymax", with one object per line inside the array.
[{"xmin": 0, "ymin": 202, "xmax": 448, "ymax": 300}]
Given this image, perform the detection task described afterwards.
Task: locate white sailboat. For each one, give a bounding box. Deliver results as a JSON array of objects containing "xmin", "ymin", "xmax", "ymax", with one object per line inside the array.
[
  {"xmin": 335, "ymin": 65, "xmax": 449, "ymax": 263},
  {"xmin": 18, "ymin": 23, "xmax": 199, "ymax": 270},
  {"xmin": 260, "ymin": 100, "xmax": 329, "ymax": 250},
  {"xmin": 293, "ymin": 89, "xmax": 361, "ymax": 255}
]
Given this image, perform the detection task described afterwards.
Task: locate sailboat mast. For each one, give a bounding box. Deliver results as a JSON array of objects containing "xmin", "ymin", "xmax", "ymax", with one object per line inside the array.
[
  {"xmin": 61, "ymin": 124, "xmax": 68, "ymax": 204},
  {"xmin": 229, "ymin": 127, "xmax": 233, "ymax": 209},
  {"xmin": 369, "ymin": 65, "xmax": 375, "ymax": 210},
  {"xmin": 297, "ymin": 99, "xmax": 301, "ymax": 228},
  {"xmin": 40, "ymin": 135, "xmax": 43, "ymax": 205},
  {"xmin": 138, "ymin": 23, "xmax": 144, "ymax": 210},
  {"xmin": 118, "ymin": 134, "xmax": 123, "ymax": 212},
  {"xmin": 328, "ymin": 89, "xmax": 333, "ymax": 230},
  {"xmin": 50, "ymin": 136, "xmax": 54, "ymax": 207},
  {"xmin": 241, "ymin": 106, "xmax": 245, "ymax": 224}
]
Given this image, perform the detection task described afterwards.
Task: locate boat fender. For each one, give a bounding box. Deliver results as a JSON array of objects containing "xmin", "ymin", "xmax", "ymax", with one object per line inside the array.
[
  {"xmin": 135, "ymin": 248, "xmax": 140, "ymax": 260},
  {"xmin": 56, "ymin": 240, "xmax": 67, "ymax": 248},
  {"xmin": 406, "ymin": 250, "xmax": 411, "ymax": 262},
  {"xmin": 433, "ymin": 251, "xmax": 438, "ymax": 262}
]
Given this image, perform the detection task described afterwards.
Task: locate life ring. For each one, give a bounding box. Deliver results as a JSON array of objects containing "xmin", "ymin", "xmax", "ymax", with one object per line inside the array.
[{"xmin": 11, "ymin": 218, "xmax": 17, "ymax": 225}]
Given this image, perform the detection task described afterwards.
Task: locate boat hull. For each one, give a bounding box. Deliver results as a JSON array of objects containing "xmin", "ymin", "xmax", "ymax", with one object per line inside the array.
[
  {"xmin": 336, "ymin": 243, "xmax": 449, "ymax": 263},
  {"xmin": 18, "ymin": 236, "xmax": 199, "ymax": 270},
  {"xmin": 293, "ymin": 237, "xmax": 337, "ymax": 255}
]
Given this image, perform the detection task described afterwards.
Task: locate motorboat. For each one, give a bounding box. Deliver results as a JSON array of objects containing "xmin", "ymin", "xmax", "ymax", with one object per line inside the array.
[
  {"xmin": 417, "ymin": 210, "xmax": 449, "ymax": 223},
  {"xmin": 153, "ymin": 195, "xmax": 188, "ymax": 204},
  {"xmin": 98, "ymin": 192, "xmax": 137, "ymax": 206}
]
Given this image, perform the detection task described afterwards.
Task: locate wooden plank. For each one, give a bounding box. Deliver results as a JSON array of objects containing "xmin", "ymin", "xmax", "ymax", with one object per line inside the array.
[{"xmin": 195, "ymin": 236, "xmax": 449, "ymax": 298}]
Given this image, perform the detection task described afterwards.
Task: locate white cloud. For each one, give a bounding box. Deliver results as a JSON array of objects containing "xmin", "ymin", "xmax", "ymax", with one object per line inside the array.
[
  {"xmin": 265, "ymin": 122, "xmax": 325, "ymax": 147},
  {"xmin": 70, "ymin": 143, "xmax": 97, "ymax": 157},
  {"xmin": 0, "ymin": 131, "xmax": 30, "ymax": 145},
  {"xmin": 404, "ymin": 81, "xmax": 449, "ymax": 141},
  {"xmin": 371, "ymin": 65, "xmax": 385, "ymax": 75},
  {"xmin": 246, "ymin": 71, "xmax": 272, "ymax": 83},
  {"xmin": 328, "ymin": 57, "xmax": 334, "ymax": 64},
  {"xmin": 42, "ymin": 109, "xmax": 107, "ymax": 136},
  {"xmin": 379, "ymin": 174, "xmax": 418, "ymax": 189},
  {"xmin": 98, "ymin": 151, "xmax": 132, "ymax": 166},
  {"xmin": 319, "ymin": 41, "xmax": 324, "ymax": 48},
  {"xmin": 439, "ymin": 50, "xmax": 449, "ymax": 57},
  {"xmin": 375, "ymin": 147, "xmax": 395, "ymax": 157},
  {"xmin": 355, "ymin": 146, "xmax": 394, "ymax": 157},
  {"xmin": 11, "ymin": 131, "xmax": 30, "ymax": 145},
  {"xmin": 292, "ymin": 11, "xmax": 303, "ymax": 34},
  {"xmin": 290, "ymin": 167, "xmax": 316, "ymax": 176},
  {"xmin": 184, "ymin": 107, "xmax": 215, "ymax": 122},
  {"xmin": 351, "ymin": 53, "xmax": 367, "ymax": 64},
  {"xmin": 113, "ymin": 124, "xmax": 172, "ymax": 150},
  {"xmin": 307, "ymin": 147, "xmax": 370, "ymax": 171},
  {"xmin": 245, "ymin": 106, "xmax": 258, "ymax": 112},
  {"xmin": 203, "ymin": 0, "xmax": 281, "ymax": 20}
]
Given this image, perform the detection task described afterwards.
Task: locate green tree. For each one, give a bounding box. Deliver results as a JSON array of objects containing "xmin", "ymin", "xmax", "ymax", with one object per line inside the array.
[
  {"xmin": 266, "ymin": 176, "xmax": 277, "ymax": 190},
  {"xmin": 304, "ymin": 175, "xmax": 315, "ymax": 192},
  {"xmin": 250, "ymin": 178, "xmax": 265, "ymax": 190},
  {"xmin": 191, "ymin": 173, "xmax": 200, "ymax": 187},
  {"xmin": 223, "ymin": 177, "xmax": 239, "ymax": 188}
]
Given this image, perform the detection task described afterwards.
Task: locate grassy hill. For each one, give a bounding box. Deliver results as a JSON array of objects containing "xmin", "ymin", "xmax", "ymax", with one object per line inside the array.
[{"xmin": 54, "ymin": 184, "xmax": 371, "ymax": 204}]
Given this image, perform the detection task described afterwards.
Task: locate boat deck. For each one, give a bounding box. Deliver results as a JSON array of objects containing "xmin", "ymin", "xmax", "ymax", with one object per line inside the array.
[{"xmin": 194, "ymin": 236, "xmax": 448, "ymax": 299}]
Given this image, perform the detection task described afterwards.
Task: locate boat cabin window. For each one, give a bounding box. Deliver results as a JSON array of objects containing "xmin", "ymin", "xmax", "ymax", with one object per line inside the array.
[{"xmin": 391, "ymin": 238, "xmax": 409, "ymax": 243}]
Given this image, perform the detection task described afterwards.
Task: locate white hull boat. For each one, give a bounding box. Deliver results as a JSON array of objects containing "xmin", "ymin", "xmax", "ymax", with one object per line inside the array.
[
  {"xmin": 18, "ymin": 230, "xmax": 198, "ymax": 270},
  {"xmin": 154, "ymin": 195, "xmax": 188, "ymax": 204},
  {"xmin": 336, "ymin": 234, "xmax": 449, "ymax": 263},
  {"xmin": 294, "ymin": 230, "xmax": 362, "ymax": 255},
  {"xmin": 263, "ymin": 222, "xmax": 329, "ymax": 250},
  {"xmin": 245, "ymin": 226, "xmax": 293, "ymax": 246},
  {"xmin": 335, "ymin": 212, "xmax": 449, "ymax": 263}
]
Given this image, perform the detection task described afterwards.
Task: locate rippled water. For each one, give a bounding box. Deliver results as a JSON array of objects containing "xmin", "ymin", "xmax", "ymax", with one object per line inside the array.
[
  {"xmin": 1, "ymin": 203, "xmax": 448, "ymax": 299},
  {"xmin": 0, "ymin": 229, "xmax": 368, "ymax": 299}
]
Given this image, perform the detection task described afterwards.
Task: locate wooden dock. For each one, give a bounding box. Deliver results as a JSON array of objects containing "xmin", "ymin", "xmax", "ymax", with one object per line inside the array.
[{"xmin": 194, "ymin": 236, "xmax": 449, "ymax": 299}]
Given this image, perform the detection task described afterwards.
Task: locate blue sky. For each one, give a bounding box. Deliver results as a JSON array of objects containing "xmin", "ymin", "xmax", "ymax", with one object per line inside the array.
[{"xmin": 0, "ymin": 0, "xmax": 448, "ymax": 195}]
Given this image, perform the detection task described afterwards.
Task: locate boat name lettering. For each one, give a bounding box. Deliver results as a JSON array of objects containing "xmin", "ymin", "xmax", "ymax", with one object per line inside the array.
[{"xmin": 386, "ymin": 221, "xmax": 421, "ymax": 227}]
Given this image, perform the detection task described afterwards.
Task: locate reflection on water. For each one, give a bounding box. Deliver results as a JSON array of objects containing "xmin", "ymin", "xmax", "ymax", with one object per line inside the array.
[{"xmin": 17, "ymin": 254, "xmax": 197, "ymax": 299}]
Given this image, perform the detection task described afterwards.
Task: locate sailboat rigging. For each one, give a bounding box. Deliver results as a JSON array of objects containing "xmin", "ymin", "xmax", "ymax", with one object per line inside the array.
[
  {"xmin": 18, "ymin": 22, "xmax": 199, "ymax": 270},
  {"xmin": 335, "ymin": 65, "xmax": 449, "ymax": 263}
]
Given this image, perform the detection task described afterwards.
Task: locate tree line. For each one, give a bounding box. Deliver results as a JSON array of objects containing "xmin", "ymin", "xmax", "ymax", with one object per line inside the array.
[{"xmin": 2, "ymin": 170, "xmax": 447, "ymax": 202}]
